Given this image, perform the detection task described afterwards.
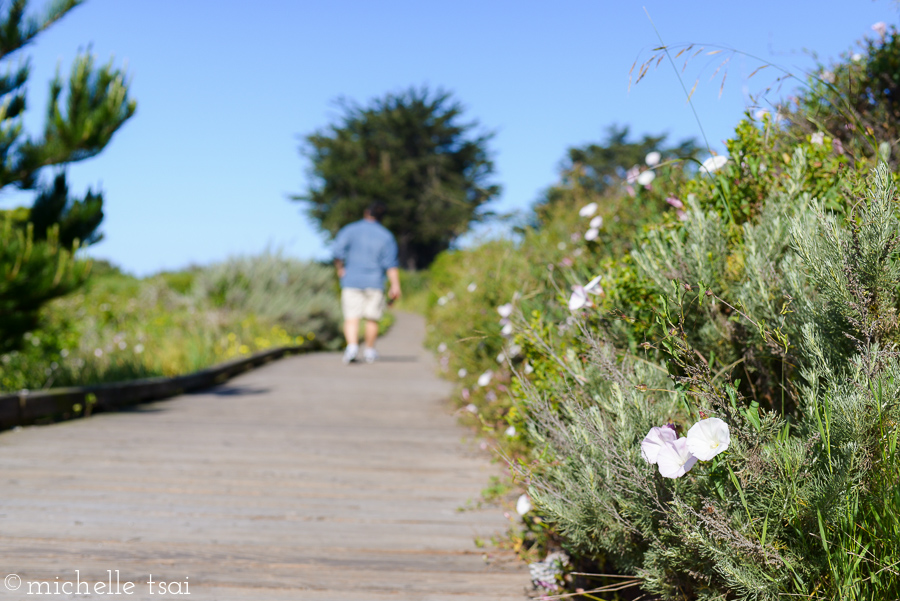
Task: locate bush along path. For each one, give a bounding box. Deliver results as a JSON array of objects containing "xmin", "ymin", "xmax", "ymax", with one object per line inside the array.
[{"xmin": 0, "ymin": 312, "xmax": 528, "ymax": 600}]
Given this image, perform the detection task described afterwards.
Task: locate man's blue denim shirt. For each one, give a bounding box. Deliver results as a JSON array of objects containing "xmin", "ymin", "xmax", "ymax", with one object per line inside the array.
[{"xmin": 331, "ymin": 219, "xmax": 399, "ymax": 289}]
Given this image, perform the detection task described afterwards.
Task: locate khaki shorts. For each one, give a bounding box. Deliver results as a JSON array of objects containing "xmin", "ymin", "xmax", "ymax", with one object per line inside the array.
[{"xmin": 341, "ymin": 288, "xmax": 385, "ymax": 321}]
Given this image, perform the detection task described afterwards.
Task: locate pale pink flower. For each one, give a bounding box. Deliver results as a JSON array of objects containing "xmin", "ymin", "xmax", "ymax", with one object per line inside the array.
[
  {"xmin": 666, "ymin": 197, "xmax": 684, "ymax": 210},
  {"xmin": 833, "ymin": 138, "xmax": 844, "ymax": 155},
  {"xmin": 657, "ymin": 438, "xmax": 698, "ymax": 479},
  {"xmin": 584, "ymin": 228, "xmax": 599, "ymax": 241},
  {"xmin": 645, "ymin": 151, "xmax": 661, "ymax": 167},
  {"xmin": 625, "ymin": 166, "xmax": 640, "ymax": 184},
  {"xmin": 625, "ymin": 184, "xmax": 636, "ymax": 197},
  {"xmin": 873, "ymin": 21, "xmax": 887, "ymax": 38},
  {"xmin": 568, "ymin": 286, "xmax": 588, "ymax": 311},
  {"xmin": 589, "ymin": 215, "xmax": 603, "ymax": 229},
  {"xmin": 497, "ymin": 303, "xmax": 513, "ymax": 318},
  {"xmin": 641, "ymin": 425, "xmax": 677, "ymax": 464},
  {"xmin": 579, "ymin": 202, "xmax": 598, "ymax": 217}
]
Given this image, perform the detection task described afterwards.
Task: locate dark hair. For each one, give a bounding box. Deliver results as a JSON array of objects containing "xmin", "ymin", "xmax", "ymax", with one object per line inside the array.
[{"xmin": 366, "ymin": 201, "xmax": 387, "ymax": 222}]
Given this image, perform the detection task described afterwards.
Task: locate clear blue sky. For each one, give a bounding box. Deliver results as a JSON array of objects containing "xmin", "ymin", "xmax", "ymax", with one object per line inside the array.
[{"xmin": 3, "ymin": 0, "xmax": 895, "ymax": 275}]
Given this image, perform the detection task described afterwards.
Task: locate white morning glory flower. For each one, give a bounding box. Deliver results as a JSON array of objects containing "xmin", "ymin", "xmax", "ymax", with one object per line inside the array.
[
  {"xmin": 508, "ymin": 344, "xmax": 522, "ymax": 357},
  {"xmin": 637, "ymin": 170, "xmax": 656, "ymax": 186},
  {"xmin": 568, "ymin": 286, "xmax": 588, "ymax": 311},
  {"xmin": 584, "ymin": 228, "xmax": 599, "ymax": 241},
  {"xmin": 516, "ymin": 494, "xmax": 532, "ymax": 515},
  {"xmin": 458, "ymin": 368, "xmax": 467, "ymax": 378},
  {"xmin": 589, "ymin": 215, "xmax": 603, "ymax": 229},
  {"xmin": 700, "ymin": 155, "xmax": 728, "ymax": 175},
  {"xmin": 685, "ymin": 417, "xmax": 731, "ymax": 461},
  {"xmin": 640, "ymin": 425, "xmax": 677, "ymax": 464},
  {"xmin": 810, "ymin": 132, "xmax": 825, "ymax": 145},
  {"xmin": 497, "ymin": 303, "xmax": 513, "ymax": 318},
  {"xmin": 584, "ymin": 274, "xmax": 603, "ymax": 295},
  {"xmin": 477, "ymin": 370, "xmax": 493, "ymax": 387},
  {"xmin": 578, "ymin": 202, "xmax": 598, "ymax": 217},
  {"xmin": 467, "ymin": 282, "xmax": 477, "ymax": 292},
  {"xmin": 437, "ymin": 342, "xmax": 447, "ymax": 353},
  {"xmin": 496, "ymin": 352, "xmax": 507, "ymax": 363},
  {"xmin": 437, "ymin": 296, "xmax": 448, "ymax": 306},
  {"xmin": 501, "ymin": 322, "xmax": 514, "ymax": 336},
  {"xmin": 523, "ymin": 362, "xmax": 534, "ymax": 374},
  {"xmin": 873, "ymin": 21, "xmax": 887, "ymax": 38},
  {"xmin": 657, "ymin": 437, "xmax": 698, "ymax": 479},
  {"xmin": 505, "ymin": 425, "xmax": 516, "ymax": 437},
  {"xmin": 645, "ymin": 151, "xmax": 661, "ymax": 167},
  {"xmin": 852, "ymin": 53, "xmax": 863, "ymax": 62},
  {"xmin": 465, "ymin": 403, "xmax": 477, "ymax": 413}
]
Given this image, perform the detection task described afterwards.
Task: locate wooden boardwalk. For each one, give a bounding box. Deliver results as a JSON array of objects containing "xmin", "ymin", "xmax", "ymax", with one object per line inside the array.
[{"xmin": 0, "ymin": 313, "xmax": 528, "ymax": 600}]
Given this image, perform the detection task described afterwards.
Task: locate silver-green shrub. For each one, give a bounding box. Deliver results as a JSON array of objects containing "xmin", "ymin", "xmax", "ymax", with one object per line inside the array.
[
  {"xmin": 192, "ymin": 252, "xmax": 342, "ymax": 349},
  {"xmin": 519, "ymin": 162, "xmax": 900, "ymax": 600}
]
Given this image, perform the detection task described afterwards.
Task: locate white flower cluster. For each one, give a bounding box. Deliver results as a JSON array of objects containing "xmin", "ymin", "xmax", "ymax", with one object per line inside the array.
[
  {"xmin": 641, "ymin": 417, "xmax": 730, "ymax": 479},
  {"xmin": 497, "ymin": 302, "xmax": 514, "ymax": 337}
]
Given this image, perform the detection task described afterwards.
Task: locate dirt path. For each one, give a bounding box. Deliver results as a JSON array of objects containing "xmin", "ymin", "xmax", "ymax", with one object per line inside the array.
[{"xmin": 0, "ymin": 313, "xmax": 528, "ymax": 600}]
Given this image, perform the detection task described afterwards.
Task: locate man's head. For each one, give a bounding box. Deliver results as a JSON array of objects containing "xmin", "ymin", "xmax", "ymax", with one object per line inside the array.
[{"xmin": 364, "ymin": 201, "xmax": 387, "ymax": 222}]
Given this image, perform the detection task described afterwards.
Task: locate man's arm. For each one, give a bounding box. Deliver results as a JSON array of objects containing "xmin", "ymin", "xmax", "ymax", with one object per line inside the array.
[
  {"xmin": 332, "ymin": 226, "xmax": 350, "ymax": 279},
  {"xmin": 386, "ymin": 267, "xmax": 401, "ymax": 300}
]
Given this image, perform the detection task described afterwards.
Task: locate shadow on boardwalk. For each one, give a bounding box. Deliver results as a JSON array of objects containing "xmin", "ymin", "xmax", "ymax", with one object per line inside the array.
[{"xmin": 0, "ymin": 313, "xmax": 529, "ymax": 600}]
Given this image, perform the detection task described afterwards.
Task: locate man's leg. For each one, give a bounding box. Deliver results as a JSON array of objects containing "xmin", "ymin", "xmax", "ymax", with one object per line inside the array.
[
  {"xmin": 364, "ymin": 319, "xmax": 378, "ymax": 348},
  {"xmin": 341, "ymin": 288, "xmax": 362, "ymax": 363},
  {"xmin": 344, "ymin": 318, "xmax": 361, "ymax": 347},
  {"xmin": 362, "ymin": 289, "xmax": 384, "ymax": 363}
]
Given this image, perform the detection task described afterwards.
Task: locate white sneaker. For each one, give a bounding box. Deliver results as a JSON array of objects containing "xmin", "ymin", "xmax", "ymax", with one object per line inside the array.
[
  {"xmin": 363, "ymin": 347, "xmax": 378, "ymax": 364},
  {"xmin": 342, "ymin": 345, "xmax": 359, "ymax": 364}
]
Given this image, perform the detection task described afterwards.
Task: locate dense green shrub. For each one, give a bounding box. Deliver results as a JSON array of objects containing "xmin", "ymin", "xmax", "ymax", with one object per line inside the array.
[
  {"xmin": 423, "ymin": 29, "xmax": 900, "ymax": 599},
  {"xmin": 0, "ymin": 253, "xmax": 343, "ymax": 392},
  {"xmin": 192, "ymin": 253, "xmax": 343, "ymax": 348}
]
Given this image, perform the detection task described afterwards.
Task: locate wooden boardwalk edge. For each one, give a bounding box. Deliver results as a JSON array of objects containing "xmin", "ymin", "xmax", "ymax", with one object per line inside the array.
[{"xmin": 0, "ymin": 344, "xmax": 309, "ymax": 430}]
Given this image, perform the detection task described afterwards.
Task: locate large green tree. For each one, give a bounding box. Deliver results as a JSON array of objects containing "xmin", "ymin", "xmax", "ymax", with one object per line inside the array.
[
  {"xmin": 0, "ymin": 0, "xmax": 136, "ymax": 353},
  {"xmin": 296, "ymin": 86, "xmax": 499, "ymax": 270}
]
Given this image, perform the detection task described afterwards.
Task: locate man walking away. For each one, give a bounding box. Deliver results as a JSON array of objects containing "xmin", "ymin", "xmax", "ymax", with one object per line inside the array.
[{"xmin": 331, "ymin": 202, "xmax": 401, "ymax": 364}]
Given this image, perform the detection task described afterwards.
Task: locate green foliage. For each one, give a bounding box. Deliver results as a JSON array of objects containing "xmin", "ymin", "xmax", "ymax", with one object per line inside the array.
[
  {"xmin": 191, "ymin": 253, "xmax": 343, "ymax": 348},
  {"xmin": 421, "ymin": 42, "xmax": 900, "ymax": 594},
  {"xmin": 0, "ymin": 217, "xmax": 88, "ymax": 354},
  {"xmin": 785, "ymin": 24, "xmax": 900, "ymax": 166},
  {"xmin": 0, "ymin": 0, "xmax": 135, "ymax": 352},
  {"xmin": 0, "ymin": 254, "xmax": 343, "ymax": 392},
  {"xmin": 296, "ymin": 86, "xmax": 499, "ymax": 269}
]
